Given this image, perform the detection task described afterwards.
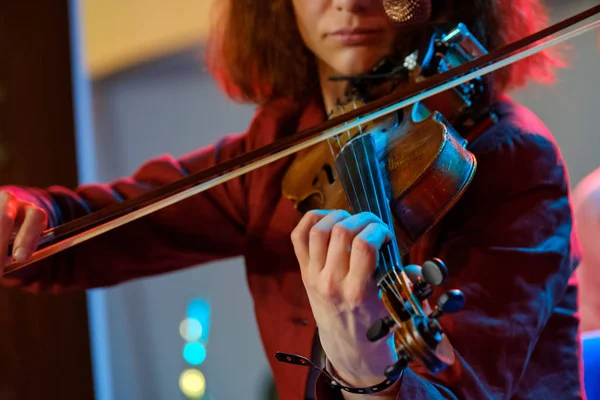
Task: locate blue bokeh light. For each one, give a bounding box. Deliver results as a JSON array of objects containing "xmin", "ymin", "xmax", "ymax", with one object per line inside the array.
[
  {"xmin": 187, "ymin": 298, "xmax": 211, "ymax": 341},
  {"xmin": 183, "ymin": 342, "xmax": 207, "ymax": 366}
]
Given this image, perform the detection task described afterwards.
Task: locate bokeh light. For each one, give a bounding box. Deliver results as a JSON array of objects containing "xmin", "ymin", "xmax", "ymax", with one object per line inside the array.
[
  {"xmin": 179, "ymin": 318, "xmax": 203, "ymax": 342},
  {"xmin": 187, "ymin": 298, "xmax": 211, "ymax": 341},
  {"xmin": 179, "ymin": 369, "xmax": 206, "ymax": 399},
  {"xmin": 183, "ymin": 342, "xmax": 207, "ymax": 365}
]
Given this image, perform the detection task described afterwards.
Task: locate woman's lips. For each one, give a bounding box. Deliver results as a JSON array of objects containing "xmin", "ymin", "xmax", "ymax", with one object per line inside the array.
[{"xmin": 328, "ymin": 28, "xmax": 385, "ymax": 45}]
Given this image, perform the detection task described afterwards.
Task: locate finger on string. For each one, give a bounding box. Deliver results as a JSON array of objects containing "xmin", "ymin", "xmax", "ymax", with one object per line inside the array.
[
  {"xmin": 322, "ymin": 212, "xmax": 385, "ymax": 280},
  {"xmin": 291, "ymin": 209, "xmax": 330, "ymax": 268},
  {"xmin": 0, "ymin": 192, "xmax": 17, "ymax": 273},
  {"xmin": 347, "ymin": 221, "xmax": 393, "ymax": 283},
  {"xmin": 308, "ymin": 209, "xmax": 351, "ymax": 275},
  {"xmin": 12, "ymin": 204, "xmax": 47, "ymax": 263}
]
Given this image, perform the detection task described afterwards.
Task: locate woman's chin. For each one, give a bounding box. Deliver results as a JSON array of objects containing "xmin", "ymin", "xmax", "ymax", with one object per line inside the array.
[{"xmin": 328, "ymin": 49, "xmax": 389, "ymax": 77}]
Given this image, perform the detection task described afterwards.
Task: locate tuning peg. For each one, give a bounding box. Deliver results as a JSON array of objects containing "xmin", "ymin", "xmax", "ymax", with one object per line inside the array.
[
  {"xmin": 412, "ymin": 276, "xmax": 433, "ymax": 302},
  {"xmin": 384, "ymin": 357, "xmax": 409, "ymax": 378},
  {"xmin": 404, "ymin": 263, "xmax": 433, "ymax": 302},
  {"xmin": 422, "ymin": 258, "xmax": 448, "ymax": 286},
  {"xmin": 410, "ymin": 259, "xmax": 447, "ymax": 302},
  {"xmin": 367, "ymin": 316, "xmax": 395, "ymax": 342},
  {"xmin": 439, "ymin": 289, "xmax": 466, "ymax": 313},
  {"xmin": 429, "ymin": 289, "xmax": 466, "ymax": 319}
]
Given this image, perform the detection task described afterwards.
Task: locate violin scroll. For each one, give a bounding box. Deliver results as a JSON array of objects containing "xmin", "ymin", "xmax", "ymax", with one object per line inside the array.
[{"xmin": 372, "ymin": 258, "xmax": 465, "ymax": 376}]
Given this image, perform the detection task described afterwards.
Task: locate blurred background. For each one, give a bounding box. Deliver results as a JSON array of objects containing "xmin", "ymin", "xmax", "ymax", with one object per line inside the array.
[{"xmin": 0, "ymin": 0, "xmax": 598, "ymax": 399}]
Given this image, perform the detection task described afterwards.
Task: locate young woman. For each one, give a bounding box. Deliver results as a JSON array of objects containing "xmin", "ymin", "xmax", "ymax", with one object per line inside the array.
[{"xmin": 0, "ymin": 0, "xmax": 583, "ymax": 399}]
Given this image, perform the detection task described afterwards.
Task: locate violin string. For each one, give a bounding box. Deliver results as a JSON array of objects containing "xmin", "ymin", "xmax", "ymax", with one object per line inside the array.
[
  {"xmin": 354, "ymin": 121, "xmax": 405, "ymax": 296},
  {"xmin": 349, "ymin": 123, "xmax": 419, "ymax": 332},
  {"xmin": 329, "ymin": 105, "xmax": 403, "ymax": 303},
  {"xmin": 348, "ymin": 103, "xmax": 399, "ymax": 286},
  {"xmin": 348, "ymin": 105, "xmax": 415, "ymax": 307},
  {"xmin": 346, "ymin": 105, "xmax": 390, "ymax": 280},
  {"xmin": 346, "ymin": 102, "xmax": 401, "ymax": 300},
  {"xmin": 331, "ymin": 104, "xmax": 400, "ymax": 300},
  {"xmin": 341, "ymin": 113, "xmax": 424, "ymax": 356}
]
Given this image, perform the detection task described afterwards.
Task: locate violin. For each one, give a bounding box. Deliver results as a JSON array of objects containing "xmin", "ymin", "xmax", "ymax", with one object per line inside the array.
[
  {"xmin": 5, "ymin": 4, "xmax": 600, "ymax": 384},
  {"xmin": 282, "ymin": 23, "xmax": 491, "ymax": 252},
  {"xmin": 278, "ymin": 23, "xmax": 491, "ymax": 381}
]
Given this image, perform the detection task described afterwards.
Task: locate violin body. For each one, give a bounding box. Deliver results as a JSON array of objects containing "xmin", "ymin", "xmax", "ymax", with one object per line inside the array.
[{"xmin": 282, "ymin": 101, "xmax": 476, "ymax": 254}]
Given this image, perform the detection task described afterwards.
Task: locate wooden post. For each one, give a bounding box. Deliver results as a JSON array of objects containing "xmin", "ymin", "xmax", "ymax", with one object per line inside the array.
[{"xmin": 0, "ymin": 1, "xmax": 95, "ymax": 398}]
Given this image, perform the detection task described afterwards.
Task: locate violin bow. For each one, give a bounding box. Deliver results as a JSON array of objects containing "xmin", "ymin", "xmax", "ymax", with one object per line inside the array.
[{"xmin": 5, "ymin": 4, "xmax": 600, "ymax": 275}]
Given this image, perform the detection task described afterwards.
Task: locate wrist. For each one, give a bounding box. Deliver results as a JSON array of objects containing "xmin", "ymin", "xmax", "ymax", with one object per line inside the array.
[{"xmin": 317, "ymin": 328, "xmax": 397, "ymax": 383}]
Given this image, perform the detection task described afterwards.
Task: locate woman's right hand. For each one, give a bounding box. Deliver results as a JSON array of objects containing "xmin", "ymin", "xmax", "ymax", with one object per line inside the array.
[{"xmin": 0, "ymin": 190, "xmax": 48, "ymax": 274}]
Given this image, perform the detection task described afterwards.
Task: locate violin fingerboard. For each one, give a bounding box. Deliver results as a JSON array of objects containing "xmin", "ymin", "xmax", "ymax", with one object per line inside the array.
[{"xmin": 334, "ymin": 133, "xmax": 403, "ymax": 284}]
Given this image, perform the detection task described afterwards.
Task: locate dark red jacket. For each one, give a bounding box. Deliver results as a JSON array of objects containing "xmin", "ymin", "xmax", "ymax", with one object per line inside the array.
[{"xmin": 5, "ymin": 96, "xmax": 584, "ymax": 399}]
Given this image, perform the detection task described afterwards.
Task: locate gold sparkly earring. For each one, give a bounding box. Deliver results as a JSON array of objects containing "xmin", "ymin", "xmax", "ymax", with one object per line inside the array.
[{"xmin": 383, "ymin": 0, "xmax": 421, "ymax": 23}]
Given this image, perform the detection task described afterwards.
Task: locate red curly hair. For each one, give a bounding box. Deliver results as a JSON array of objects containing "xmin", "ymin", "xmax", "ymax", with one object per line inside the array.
[{"xmin": 206, "ymin": 0, "xmax": 563, "ymax": 104}]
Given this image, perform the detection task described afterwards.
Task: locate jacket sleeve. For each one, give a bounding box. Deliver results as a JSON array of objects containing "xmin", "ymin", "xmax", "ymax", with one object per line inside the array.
[
  {"xmin": 3, "ymin": 132, "xmax": 251, "ymax": 294},
  {"xmin": 315, "ymin": 124, "xmax": 578, "ymax": 399}
]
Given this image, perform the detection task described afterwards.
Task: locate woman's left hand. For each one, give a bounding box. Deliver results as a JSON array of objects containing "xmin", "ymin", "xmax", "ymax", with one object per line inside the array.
[{"xmin": 291, "ymin": 209, "xmax": 399, "ymax": 388}]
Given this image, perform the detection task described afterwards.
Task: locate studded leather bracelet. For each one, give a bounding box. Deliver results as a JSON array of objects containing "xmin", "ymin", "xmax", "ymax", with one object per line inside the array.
[{"xmin": 275, "ymin": 352, "xmax": 404, "ymax": 395}]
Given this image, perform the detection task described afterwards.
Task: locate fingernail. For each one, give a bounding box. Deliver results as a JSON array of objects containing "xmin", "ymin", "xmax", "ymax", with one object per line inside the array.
[{"xmin": 13, "ymin": 248, "xmax": 29, "ymax": 263}]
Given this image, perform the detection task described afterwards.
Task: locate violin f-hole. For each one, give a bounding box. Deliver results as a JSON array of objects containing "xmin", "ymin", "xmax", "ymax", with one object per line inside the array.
[
  {"xmin": 323, "ymin": 164, "xmax": 336, "ymax": 184},
  {"xmin": 311, "ymin": 164, "xmax": 336, "ymax": 186}
]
